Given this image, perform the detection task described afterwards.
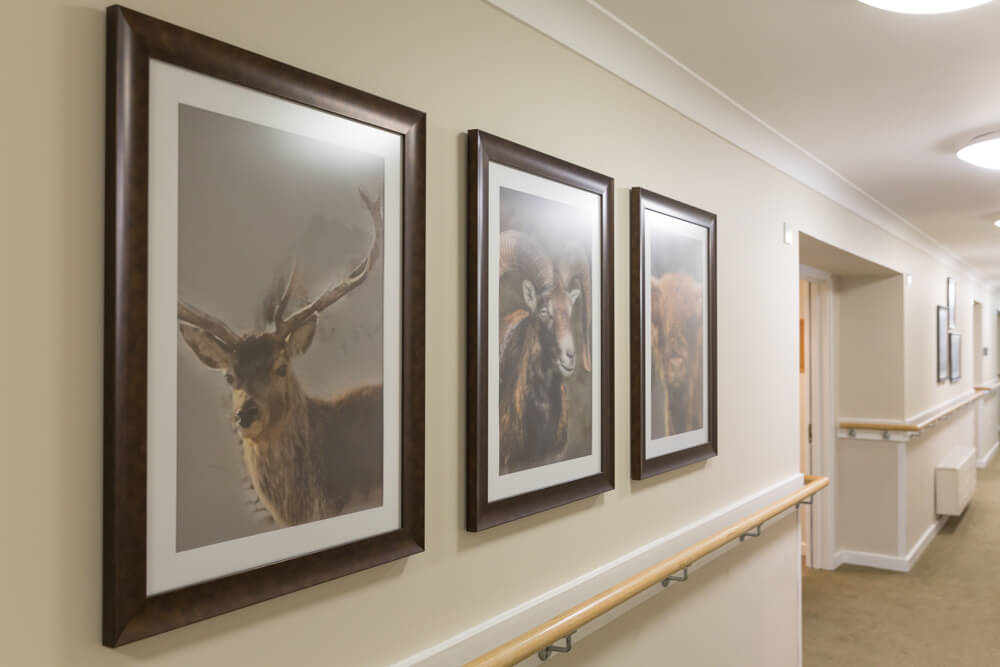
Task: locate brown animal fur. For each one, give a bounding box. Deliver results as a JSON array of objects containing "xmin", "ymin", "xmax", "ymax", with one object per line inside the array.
[
  {"xmin": 499, "ymin": 310, "xmax": 571, "ymax": 473},
  {"xmin": 649, "ymin": 273, "xmax": 704, "ymax": 436},
  {"xmin": 241, "ymin": 383, "xmax": 382, "ymax": 526}
]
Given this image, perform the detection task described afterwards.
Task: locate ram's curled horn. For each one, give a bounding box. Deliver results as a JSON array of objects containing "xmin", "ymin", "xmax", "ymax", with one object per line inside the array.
[
  {"xmin": 557, "ymin": 243, "xmax": 592, "ymax": 373},
  {"xmin": 498, "ymin": 230, "xmax": 554, "ymax": 293}
]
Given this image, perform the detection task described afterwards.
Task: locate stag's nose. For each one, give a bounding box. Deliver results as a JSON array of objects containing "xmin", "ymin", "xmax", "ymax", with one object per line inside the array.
[
  {"xmin": 566, "ymin": 349, "xmax": 575, "ymax": 361},
  {"xmin": 237, "ymin": 400, "xmax": 259, "ymax": 428}
]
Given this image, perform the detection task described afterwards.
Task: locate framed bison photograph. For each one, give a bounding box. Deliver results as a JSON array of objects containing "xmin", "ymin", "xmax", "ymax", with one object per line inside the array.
[
  {"xmin": 466, "ymin": 130, "xmax": 614, "ymax": 531},
  {"xmin": 630, "ymin": 188, "xmax": 717, "ymax": 480},
  {"xmin": 103, "ymin": 7, "xmax": 425, "ymax": 645}
]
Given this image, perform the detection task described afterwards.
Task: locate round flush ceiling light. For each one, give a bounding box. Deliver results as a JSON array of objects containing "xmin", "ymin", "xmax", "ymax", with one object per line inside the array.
[
  {"xmin": 957, "ymin": 131, "xmax": 1000, "ymax": 170},
  {"xmin": 994, "ymin": 219, "xmax": 1000, "ymax": 228},
  {"xmin": 857, "ymin": 0, "xmax": 994, "ymax": 13}
]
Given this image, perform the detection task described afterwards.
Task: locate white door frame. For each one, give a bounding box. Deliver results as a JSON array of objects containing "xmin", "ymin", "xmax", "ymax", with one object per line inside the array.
[{"xmin": 800, "ymin": 265, "xmax": 836, "ymax": 570}]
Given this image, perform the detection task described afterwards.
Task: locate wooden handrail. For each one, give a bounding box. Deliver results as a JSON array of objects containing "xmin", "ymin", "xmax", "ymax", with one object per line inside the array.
[
  {"xmin": 974, "ymin": 379, "xmax": 1000, "ymax": 392},
  {"xmin": 464, "ymin": 475, "xmax": 829, "ymax": 667},
  {"xmin": 837, "ymin": 421, "xmax": 919, "ymax": 433},
  {"xmin": 840, "ymin": 387, "xmax": 993, "ymax": 435}
]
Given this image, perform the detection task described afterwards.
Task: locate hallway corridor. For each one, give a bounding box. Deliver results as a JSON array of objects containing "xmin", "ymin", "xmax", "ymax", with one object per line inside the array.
[{"xmin": 803, "ymin": 456, "xmax": 1000, "ymax": 667}]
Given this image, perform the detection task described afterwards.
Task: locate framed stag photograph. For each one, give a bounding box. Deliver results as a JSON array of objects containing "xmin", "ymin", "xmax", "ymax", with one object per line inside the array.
[
  {"xmin": 950, "ymin": 332, "xmax": 962, "ymax": 383},
  {"xmin": 103, "ymin": 7, "xmax": 425, "ymax": 645},
  {"xmin": 937, "ymin": 306, "xmax": 949, "ymax": 383},
  {"xmin": 629, "ymin": 188, "xmax": 717, "ymax": 480},
  {"xmin": 466, "ymin": 130, "xmax": 614, "ymax": 531}
]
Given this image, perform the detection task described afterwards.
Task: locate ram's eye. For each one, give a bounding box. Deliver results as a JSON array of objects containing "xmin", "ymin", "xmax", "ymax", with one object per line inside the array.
[
  {"xmin": 275, "ymin": 365, "xmax": 288, "ymax": 377},
  {"xmin": 224, "ymin": 373, "xmax": 235, "ymax": 385}
]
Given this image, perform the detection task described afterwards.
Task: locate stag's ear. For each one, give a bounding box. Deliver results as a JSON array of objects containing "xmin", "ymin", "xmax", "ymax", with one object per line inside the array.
[
  {"xmin": 178, "ymin": 323, "xmax": 232, "ymax": 369},
  {"xmin": 567, "ymin": 288, "xmax": 581, "ymax": 306},
  {"xmin": 521, "ymin": 280, "xmax": 538, "ymax": 312},
  {"xmin": 285, "ymin": 316, "xmax": 317, "ymax": 356}
]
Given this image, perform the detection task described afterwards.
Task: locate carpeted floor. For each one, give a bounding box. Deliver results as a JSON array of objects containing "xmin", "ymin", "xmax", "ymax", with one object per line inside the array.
[{"xmin": 803, "ymin": 454, "xmax": 1000, "ymax": 667}]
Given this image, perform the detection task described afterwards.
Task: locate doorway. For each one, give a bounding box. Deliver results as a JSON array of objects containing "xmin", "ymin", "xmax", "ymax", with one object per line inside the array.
[
  {"xmin": 799, "ymin": 279, "xmax": 811, "ymax": 567},
  {"xmin": 799, "ymin": 265, "xmax": 835, "ymax": 570}
]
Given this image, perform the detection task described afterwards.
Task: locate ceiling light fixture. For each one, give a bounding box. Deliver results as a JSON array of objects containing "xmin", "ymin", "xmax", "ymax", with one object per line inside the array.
[
  {"xmin": 994, "ymin": 219, "xmax": 1000, "ymax": 228},
  {"xmin": 857, "ymin": 0, "xmax": 994, "ymax": 13},
  {"xmin": 957, "ymin": 131, "xmax": 1000, "ymax": 170}
]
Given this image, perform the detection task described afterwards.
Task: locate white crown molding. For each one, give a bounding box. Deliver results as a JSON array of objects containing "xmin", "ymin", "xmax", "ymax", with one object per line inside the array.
[{"xmin": 485, "ymin": 0, "xmax": 993, "ymax": 286}]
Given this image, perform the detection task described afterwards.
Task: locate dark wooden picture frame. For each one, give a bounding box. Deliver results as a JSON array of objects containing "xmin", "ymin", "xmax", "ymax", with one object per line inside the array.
[
  {"xmin": 466, "ymin": 130, "xmax": 614, "ymax": 531},
  {"xmin": 949, "ymin": 332, "xmax": 962, "ymax": 383},
  {"xmin": 630, "ymin": 187, "xmax": 717, "ymax": 480},
  {"xmin": 104, "ymin": 6, "xmax": 425, "ymax": 646},
  {"xmin": 937, "ymin": 305, "xmax": 949, "ymax": 383}
]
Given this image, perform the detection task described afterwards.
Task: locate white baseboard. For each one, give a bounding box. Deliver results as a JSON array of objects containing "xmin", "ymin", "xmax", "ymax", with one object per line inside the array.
[
  {"xmin": 835, "ymin": 516, "xmax": 946, "ymax": 574},
  {"xmin": 835, "ymin": 549, "xmax": 910, "ymax": 572},
  {"xmin": 905, "ymin": 516, "xmax": 947, "ymax": 568},
  {"xmin": 978, "ymin": 440, "xmax": 999, "ymax": 469},
  {"xmin": 391, "ymin": 474, "xmax": 805, "ymax": 667}
]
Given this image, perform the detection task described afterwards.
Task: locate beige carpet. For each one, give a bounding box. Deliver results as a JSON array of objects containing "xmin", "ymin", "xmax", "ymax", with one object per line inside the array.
[{"xmin": 802, "ymin": 453, "xmax": 1000, "ymax": 666}]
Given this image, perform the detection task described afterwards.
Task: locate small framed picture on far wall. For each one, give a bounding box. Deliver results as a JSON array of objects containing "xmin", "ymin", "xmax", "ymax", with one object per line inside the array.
[
  {"xmin": 937, "ymin": 306, "xmax": 949, "ymax": 383},
  {"xmin": 949, "ymin": 332, "xmax": 962, "ymax": 383}
]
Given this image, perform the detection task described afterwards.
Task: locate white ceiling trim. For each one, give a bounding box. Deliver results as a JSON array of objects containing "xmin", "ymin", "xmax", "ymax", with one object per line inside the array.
[{"xmin": 486, "ymin": 0, "xmax": 991, "ymax": 285}]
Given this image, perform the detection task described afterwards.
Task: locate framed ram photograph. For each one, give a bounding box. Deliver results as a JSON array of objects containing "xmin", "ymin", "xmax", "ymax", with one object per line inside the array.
[
  {"xmin": 466, "ymin": 130, "xmax": 614, "ymax": 531},
  {"xmin": 937, "ymin": 306, "xmax": 949, "ymax": 383},
  {"xmin": 950, "ymin": 332, "xmax": 962, "ymax": 383},
  {"xmin": 103, "ymin": 7, "xmax": 425, "ymax": 645},
  {"xmin": 629, "ymin": 188, "xmax": 717, "ymax": 480}
]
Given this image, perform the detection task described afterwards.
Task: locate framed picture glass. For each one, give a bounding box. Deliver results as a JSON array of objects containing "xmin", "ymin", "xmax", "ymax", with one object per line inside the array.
[
  {"xmin": 630, "ymin": 188, "xmax": 717, "ymax": 479},
  {"xmin": 104, "ymin": 7, "xmax": 425, "ymax": 645},
  {"xmin": 949, "ymin": 332, "xmax": 962, "ymax": 383},
  {"xmin": 947, "ymin": 277, "xmax": 957, "ymax": 330},
  {"xmin": 466, "ymin": 130, "xmax": 614, "ymax": 531},
  {"xmin": 937, "ymin": 306, "xmax": 949, "ymax": 383}
]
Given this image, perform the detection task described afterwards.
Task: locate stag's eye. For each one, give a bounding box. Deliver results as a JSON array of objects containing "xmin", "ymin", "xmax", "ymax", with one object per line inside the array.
[
  {"xmin": 224, "ymin": 373, "xmax": 235, "ymax": 385},
  {"xmin": 275, "ymin": 364, "xmax": 288, "ymax": 377}
]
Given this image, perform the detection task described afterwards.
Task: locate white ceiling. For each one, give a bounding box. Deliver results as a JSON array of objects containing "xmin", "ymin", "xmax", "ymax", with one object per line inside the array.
[{"xmin": 596, "ymin": 0, "xmax": 1000, "ymax": 282}]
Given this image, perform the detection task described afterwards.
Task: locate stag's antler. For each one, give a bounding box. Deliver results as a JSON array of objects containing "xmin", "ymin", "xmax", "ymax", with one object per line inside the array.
[
  {"xmin": 275, "ymin": 188, "xmax": 384, "ymax": 337},
  {"xmin": 178, "ymin": 301, "xmax": 240, "ymax": 347}
]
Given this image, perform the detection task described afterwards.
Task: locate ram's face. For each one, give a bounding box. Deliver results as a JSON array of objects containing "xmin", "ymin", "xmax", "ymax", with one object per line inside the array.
[{"xmin": 522, "ymin": 277, "xmax": 581, "ymax": 378}]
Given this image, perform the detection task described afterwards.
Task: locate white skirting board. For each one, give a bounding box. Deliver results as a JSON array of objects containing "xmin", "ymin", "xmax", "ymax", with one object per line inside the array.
[
  {"xmin": 391, "ymin": 474, "xmax": 804, "ymax": 667},
  {"xmin": 978, "ymin": 440, "xmax": 999, "ymax": 469},
  {"xmin": 835, "ymin": 516, "xmax": 947, "ymax": 573}
]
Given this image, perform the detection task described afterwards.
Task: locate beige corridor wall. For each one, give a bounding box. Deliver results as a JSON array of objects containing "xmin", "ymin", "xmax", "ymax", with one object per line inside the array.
[
  {"xmin": 835, "ymin": 275, "xmax": 905, "ymax": 420},
  {"xmin": 2, "ymin": 1, "xmax": 996, "ymax": 666}
]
